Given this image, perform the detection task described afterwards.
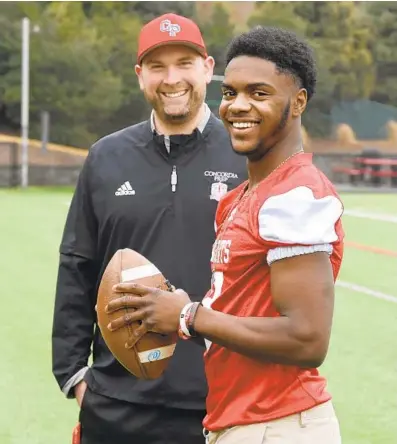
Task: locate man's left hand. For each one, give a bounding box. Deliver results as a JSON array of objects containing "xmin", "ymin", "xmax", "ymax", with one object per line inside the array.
[{"xmin": 106, "ymin": 283, "xmax": 191, "ymax": 336}]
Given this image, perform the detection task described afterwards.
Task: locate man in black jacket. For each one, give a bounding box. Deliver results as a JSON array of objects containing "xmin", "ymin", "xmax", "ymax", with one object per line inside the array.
[{"xmin": 52, "ymin": 12, "xmax": 247, "ymax": 444}]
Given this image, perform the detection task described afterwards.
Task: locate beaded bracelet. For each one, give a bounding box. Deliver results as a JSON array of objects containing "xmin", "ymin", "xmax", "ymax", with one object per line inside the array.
[{"xmin": 186, "ymin": 302, "xmax": 202, "ymax": 336}]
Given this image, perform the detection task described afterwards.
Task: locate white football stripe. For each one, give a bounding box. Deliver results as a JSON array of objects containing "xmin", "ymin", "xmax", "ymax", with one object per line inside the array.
[
  {"xmin": 138, "ymin": 344, "xmax": 176, "ymax": 363},
  {"xmin": 336, "ymin": 280, "xmax": 397, "ymax": 304},
  {"xmin": 343, "ymin": 209, "xmax": 397, "ymax": 224},
  {"xmin": 258, "ymin": 186, "xmax": 343, "ymax": 245},
  {"xmin": 121, "ymin": 264, "xmax": 161, "ymax": 282}
]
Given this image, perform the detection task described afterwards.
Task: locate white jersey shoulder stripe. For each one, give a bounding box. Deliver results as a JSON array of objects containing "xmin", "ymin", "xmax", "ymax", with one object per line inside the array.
[{"xmin": 258, "ymin": 186, "xmax": 343, "ymax": 245}]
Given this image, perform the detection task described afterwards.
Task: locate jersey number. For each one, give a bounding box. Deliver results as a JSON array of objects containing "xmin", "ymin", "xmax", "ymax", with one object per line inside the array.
[
  {"xmin": 203, "ymin": 271, "xmax": 224, "ymax": 309},
  {"xmin": 202, "ymin": 271, "xmax": 224, "ymax": 351}
]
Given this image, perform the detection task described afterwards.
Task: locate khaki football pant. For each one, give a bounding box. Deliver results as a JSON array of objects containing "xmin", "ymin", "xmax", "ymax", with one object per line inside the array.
[{"xmin": 205, "ymin": 401, "xmax": 341, "ymax": 444}]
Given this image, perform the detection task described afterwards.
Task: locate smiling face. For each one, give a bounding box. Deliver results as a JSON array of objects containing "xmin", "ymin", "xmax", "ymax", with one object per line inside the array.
[
  {"xmin": 135, "ymin": 45, "xmax": 214, "ymax": 125},
  {"xmin": 219, "ymin": 55, "xmax": 307, "ymax": 160}
]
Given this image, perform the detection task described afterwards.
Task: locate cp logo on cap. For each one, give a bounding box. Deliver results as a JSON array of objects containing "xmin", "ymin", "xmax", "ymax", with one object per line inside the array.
[{"xmin": 160, "ymin": 19, "xmax": 181, "ymax": 37}]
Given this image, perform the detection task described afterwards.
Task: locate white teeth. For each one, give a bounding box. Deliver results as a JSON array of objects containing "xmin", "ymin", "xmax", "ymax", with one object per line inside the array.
[
  {"xmin": 232, "ymin": 122, "xmax": 259, "ymax": 129},
  {"xmin": 163, "ymin": 91, "xmax": 187, "ymax": 98}
]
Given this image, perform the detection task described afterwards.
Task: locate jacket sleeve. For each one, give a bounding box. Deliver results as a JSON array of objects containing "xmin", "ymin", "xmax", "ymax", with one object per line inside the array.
[{"xmin": 51, "ymin": 151, "xmax": 99, "ymax": 398}]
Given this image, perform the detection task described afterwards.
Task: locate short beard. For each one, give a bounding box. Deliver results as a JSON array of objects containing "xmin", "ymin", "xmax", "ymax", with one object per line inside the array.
[
  {"xmin": 232, "ymin": 99, "xmax": 291, "ymax": 162},
  {"xmin": 164, "ymin": 108, "xmax": 191, "ymax": 122},
  {"xmin": 149, "ymin": 88, "xmax": 203, "ymax": 125}
]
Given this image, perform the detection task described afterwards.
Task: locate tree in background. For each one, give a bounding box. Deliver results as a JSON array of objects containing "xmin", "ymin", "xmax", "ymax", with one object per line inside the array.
[
  {"xmin": 0, "ymin": 2, "xmax": 48, "ymax": 133},
  {"xmin": 297, "ymin": 2, "xmax": 374, "ymax": 136},
  {"xmin": 0, "ymin": 15, "xmax": 20, "ymax": 133},
  {"xmin": 198, "ymin": 3, "xmax": 235, "ymax": 74},
  {"xmin": 88, "ymin": 2, "xmax": 146, "ymax": 139},
  {"xmin": 297, "ymin": 2, "xmax": 374, "ymax": 102},
  {"xmin": 1, "ymin": 2, "xmax": 126, "ymax": 146},
  {"xmin": 248, "ymin": 1, "xmax": 308, "ymax": 36},
  {"xmin": 127, "ymin": 1, "xmax": 196, "ymax": 24},
  {"xmin": 367, "ymin": 2, "xmax": 397, "ymax": 105}
]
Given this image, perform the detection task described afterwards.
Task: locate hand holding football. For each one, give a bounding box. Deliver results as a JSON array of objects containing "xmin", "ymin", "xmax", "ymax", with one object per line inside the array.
[{"xmin": 96, "ymin": 249, "xmax": 178, "ymax": 379}]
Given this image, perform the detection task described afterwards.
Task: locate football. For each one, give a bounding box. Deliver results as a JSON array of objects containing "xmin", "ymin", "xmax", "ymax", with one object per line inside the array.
[{"xmin": 96, "ymin": 248, "xmax": 177, "ymax": 379}]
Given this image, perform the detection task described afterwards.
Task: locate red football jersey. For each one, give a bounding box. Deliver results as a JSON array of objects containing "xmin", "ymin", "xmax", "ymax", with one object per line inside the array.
[{"xmin": 202, "ymin": 153, "xmax": 344, "ymax": 432}]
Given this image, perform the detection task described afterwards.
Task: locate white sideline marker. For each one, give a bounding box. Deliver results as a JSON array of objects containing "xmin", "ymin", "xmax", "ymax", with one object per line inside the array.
[
  {"xmin": 343, "ymin": 209, "xmax": 397, "ymax": 224},
  {"xmin": 336, "ymin": 280, "xmax": 397, "ymax": 304}
]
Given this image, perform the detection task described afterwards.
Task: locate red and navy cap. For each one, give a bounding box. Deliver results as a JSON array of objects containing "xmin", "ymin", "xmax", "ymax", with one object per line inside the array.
[{"xmin": 137, "ymin": 13, "xmax": 208, "ymax": 64}]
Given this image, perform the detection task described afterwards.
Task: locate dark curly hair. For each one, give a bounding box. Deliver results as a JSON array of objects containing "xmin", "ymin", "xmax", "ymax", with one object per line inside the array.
[{"xmin": 225, "ymin": 26, "xmax": 317, "ymax": 101}]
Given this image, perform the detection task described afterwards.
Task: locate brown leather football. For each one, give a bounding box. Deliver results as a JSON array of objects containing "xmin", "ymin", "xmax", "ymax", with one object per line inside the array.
[{"xmin": 96, "ymin": 248, "xmax": 177, "ymax": 379}]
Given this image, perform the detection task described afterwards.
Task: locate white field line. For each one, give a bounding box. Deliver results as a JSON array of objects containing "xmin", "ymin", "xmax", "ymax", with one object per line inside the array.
[
  {"xmin": 336, "ymin": 280, "xmax": 397, "ymax": 304},
  {"xmin": 340, "ymin": 209, "xmax": 397, "ymax": 303},
  {"xmin": 343, "ymin": 209, "xmax": 397, "ymax": 223}
]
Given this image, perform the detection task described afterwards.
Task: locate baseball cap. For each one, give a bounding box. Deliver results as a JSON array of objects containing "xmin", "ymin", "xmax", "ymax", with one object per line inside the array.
[{"xmin": 137, "ymin": 13, "xmax": 208, "ymax": 64}]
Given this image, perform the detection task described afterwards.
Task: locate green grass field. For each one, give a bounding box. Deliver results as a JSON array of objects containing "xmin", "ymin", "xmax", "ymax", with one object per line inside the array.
[{"xmin": 1, "ymin": 188, "xmax": 396, "ymax": 444}]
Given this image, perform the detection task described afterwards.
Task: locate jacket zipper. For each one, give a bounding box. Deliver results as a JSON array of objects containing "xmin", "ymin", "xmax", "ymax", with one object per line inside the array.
[{"xmin": 171, "ymin": 165, "xmax": 177, "ymax": 192}]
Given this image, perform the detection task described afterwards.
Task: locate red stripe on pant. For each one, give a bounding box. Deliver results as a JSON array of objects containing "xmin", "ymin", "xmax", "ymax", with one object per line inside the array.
[{"xmin": 72, "ymin": 423, "xmax": 81, "ymax": 444}]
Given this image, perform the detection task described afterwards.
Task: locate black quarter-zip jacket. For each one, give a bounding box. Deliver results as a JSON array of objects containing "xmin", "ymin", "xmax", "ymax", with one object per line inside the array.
[{"xmin": 52, "ymin": 113, "xmax": 247, "ymax": 409}]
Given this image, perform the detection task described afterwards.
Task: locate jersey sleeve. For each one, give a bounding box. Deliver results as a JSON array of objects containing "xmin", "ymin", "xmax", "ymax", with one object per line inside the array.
[{"xmin": 257, "ymin": 186, "xmax": 343, "ymax": 265}]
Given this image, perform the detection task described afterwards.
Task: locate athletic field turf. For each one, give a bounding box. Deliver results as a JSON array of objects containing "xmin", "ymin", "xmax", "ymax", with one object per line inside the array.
[{"xmin": 1, "ymin": 188, "xmax": 396, "ymax": 444}]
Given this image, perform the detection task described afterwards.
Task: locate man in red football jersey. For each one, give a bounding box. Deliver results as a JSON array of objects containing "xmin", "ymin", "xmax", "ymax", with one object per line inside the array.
[{"xmin": 106, "ymin": 26, "xmax": 344, "ymax": 443}]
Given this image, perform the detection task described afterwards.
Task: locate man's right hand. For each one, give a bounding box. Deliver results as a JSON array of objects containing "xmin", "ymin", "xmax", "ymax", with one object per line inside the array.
[{"xmin": 74, "ymin": 380, "xmax": 87, "ymax": 407}]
